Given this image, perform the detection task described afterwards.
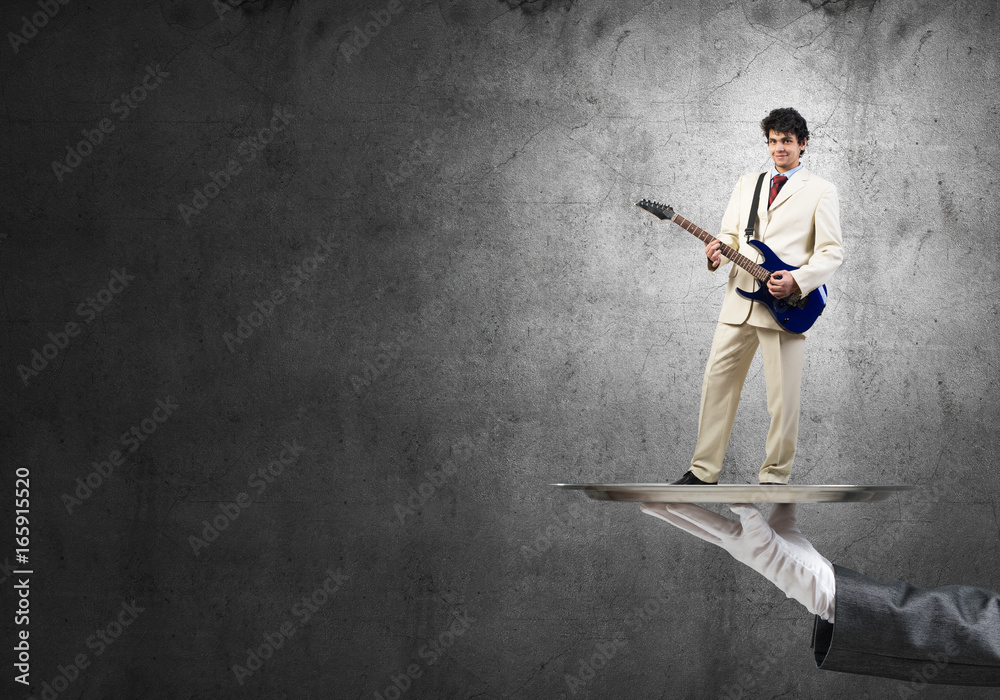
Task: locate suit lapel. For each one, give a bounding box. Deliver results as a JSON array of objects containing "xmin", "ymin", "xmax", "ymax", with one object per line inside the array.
[{"xmin": 769, "ymin": 168, "xmax": 808, "ymax": 211}]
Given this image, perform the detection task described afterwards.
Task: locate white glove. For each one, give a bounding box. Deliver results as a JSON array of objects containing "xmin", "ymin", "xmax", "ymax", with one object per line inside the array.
[{"xmin": 641, "ymin": 502, "xmax": 836, "ymax": 622}]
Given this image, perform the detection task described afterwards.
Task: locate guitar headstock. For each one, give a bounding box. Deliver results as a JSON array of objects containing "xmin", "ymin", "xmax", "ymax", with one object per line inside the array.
[{"xmin": 635, "ymin": 199, "xmax": 675, "ymax": 221}]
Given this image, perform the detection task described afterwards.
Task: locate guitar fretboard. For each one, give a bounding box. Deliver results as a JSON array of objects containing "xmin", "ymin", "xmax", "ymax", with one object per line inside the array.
[{"xmin": 671, "ymin": 214, "xmax": 769, "ymax": 282}]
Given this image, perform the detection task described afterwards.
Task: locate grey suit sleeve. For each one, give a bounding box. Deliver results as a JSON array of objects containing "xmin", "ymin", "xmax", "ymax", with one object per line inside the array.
[{"xmin": 812, "ymin": 565, "xmax": 1000, "ymax": 687}]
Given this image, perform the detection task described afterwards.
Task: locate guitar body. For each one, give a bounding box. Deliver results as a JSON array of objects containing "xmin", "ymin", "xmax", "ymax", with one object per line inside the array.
[{"xmin": 736, "ymin": 239, "xmax": 827, "ymax": 334}]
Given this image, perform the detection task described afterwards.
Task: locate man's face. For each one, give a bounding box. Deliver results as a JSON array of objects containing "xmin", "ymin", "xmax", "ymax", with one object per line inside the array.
[{"xmin": 767, "ymin": 130, "xmax": 806, "ymax": 172}]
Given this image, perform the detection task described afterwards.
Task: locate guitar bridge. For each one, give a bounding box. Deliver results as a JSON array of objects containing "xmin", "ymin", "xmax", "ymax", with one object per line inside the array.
[{"xmin": 787, "ymin": 293, "xmax": 808, "ymax": 310}]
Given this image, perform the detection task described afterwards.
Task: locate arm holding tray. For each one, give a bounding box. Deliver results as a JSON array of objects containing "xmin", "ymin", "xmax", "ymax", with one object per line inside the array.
[{"xmin": 642, "ymin": 503, "xmax": 1000, "ymax": 686}]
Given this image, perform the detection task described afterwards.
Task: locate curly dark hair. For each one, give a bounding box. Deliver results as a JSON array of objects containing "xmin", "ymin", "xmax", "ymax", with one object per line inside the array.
[{"xmin": 760, "ymin": 108, "xmax": 809, "ymax": 154}]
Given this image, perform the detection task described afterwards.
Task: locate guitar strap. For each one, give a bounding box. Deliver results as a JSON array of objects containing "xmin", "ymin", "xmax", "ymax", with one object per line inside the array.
[{"xmin": 744, "ymin": 172, "xmax": 767, "ymax": 243}]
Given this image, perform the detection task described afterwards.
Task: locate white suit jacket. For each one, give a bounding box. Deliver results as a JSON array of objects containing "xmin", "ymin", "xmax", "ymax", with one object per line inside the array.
[{"xmin": 712, "ymin": 168, "xmax": 844, "ymax": 333}]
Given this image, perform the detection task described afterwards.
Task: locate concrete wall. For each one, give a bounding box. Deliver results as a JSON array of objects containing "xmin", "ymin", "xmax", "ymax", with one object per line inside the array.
[{"xmin": 4, "ymin": 0, "xmax": 999, "ymax": 697}]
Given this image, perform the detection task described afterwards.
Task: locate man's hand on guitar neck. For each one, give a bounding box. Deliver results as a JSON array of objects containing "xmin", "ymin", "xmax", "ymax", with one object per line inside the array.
[
  {"xmin": 705, "ymin": 239, "xmax": 722, "ymax": 270},
  {"xmin": 767, "ymin": 270, "xmax": 800, "ymax": 299}
]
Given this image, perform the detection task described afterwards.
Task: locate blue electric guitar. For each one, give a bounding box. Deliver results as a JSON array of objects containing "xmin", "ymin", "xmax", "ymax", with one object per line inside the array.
[{"xmin": 635, "ymin": 199, "xmax": 827, "ymax": 334}]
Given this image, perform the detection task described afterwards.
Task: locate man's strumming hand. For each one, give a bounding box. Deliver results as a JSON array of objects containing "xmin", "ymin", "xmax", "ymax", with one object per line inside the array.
[{"xmin": 767, "ymin": 270, "xmax": 800, "ymax": 299}]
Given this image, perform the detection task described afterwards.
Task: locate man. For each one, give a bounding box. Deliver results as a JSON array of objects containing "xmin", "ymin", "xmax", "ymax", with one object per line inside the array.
[{"xmin": 673, "ymin": 108, "xmax": 843, "ymax": 486}]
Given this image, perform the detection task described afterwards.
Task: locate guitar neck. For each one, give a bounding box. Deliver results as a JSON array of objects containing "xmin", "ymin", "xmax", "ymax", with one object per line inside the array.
[{"xmin": 670, "ymin": 214, "xmax": 769, "ymax": 283}]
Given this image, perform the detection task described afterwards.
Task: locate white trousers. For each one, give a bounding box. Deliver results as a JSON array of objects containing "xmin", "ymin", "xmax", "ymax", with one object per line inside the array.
[{"xmin": 689, "ymin": 322, "xmax": 805, "ymax": 484}]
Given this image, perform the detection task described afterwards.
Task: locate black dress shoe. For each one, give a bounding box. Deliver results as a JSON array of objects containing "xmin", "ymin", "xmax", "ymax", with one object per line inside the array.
[{"xmin": 671, "ymin": 471, "xmax": 717, "ymax": 485}]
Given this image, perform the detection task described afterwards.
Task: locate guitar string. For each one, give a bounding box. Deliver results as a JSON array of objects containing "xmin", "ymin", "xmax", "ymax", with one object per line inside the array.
[
  {"xmin": 672, "ymin": 214, "xmax": 769, "ymax": 282},
  {"xmin": 639, "ymin": 203, "xmax": 811, "ymax": 316}
]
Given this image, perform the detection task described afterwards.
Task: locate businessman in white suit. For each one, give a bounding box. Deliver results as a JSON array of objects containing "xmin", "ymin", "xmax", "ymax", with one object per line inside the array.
[{"xmin": 673, "ymin": 108, "xmax": 844, "ymax": 486}]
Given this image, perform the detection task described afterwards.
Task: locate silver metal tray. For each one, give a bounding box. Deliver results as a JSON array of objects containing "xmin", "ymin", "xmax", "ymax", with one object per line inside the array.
[{"xmin": 553, "ymin": 483, "xmax": 915, "ymax": 504}]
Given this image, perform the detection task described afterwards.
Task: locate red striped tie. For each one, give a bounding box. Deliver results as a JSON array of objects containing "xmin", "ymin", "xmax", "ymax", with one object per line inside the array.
[{"xmin": 768, "ymin": 174, "xmax": 787, "ymax": 207}]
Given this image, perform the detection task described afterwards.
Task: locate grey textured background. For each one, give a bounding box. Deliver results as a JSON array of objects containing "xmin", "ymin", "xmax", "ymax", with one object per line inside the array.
[{"xmin": 3, "ymin": 0, "xmax": 999, "ymax": 697}]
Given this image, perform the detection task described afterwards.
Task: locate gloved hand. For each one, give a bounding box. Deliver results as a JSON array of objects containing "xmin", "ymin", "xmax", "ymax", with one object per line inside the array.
[{"xmin": 641, "ymin": 502, "xmax": 836, "ymax": 622}]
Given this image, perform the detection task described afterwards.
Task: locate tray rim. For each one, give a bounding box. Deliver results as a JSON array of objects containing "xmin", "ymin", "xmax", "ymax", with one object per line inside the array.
[
  {"xmin": 552, "ymin": 483, "xmax": 916, "ymax": 504},
  {"xmin": 552, "ymin": 483, "xmax": 915, "ymax": 489}
]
